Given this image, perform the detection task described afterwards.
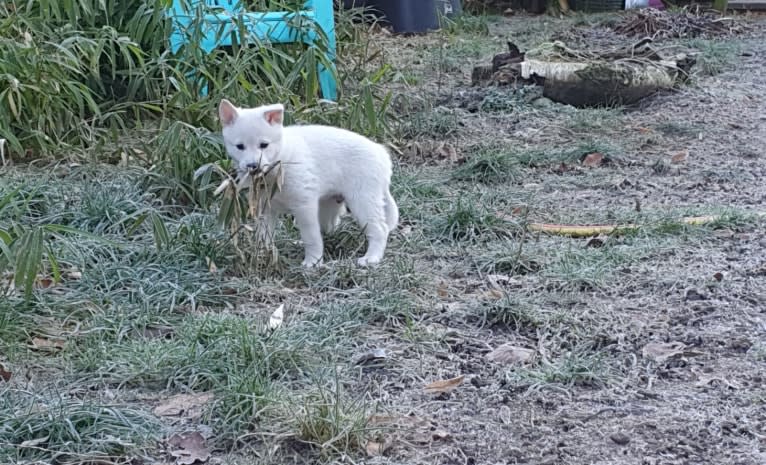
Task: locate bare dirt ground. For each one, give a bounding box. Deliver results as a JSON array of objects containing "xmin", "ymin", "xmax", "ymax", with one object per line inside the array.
[
  {"xmin": 2, "ymin": 9, "xmax": 766, "ymax": 465},
  {"xmin": 349, "ymin": 11, "xmax": 766, "ymax": 465},
  {"xmin": 294, "ymin": 10, "xmax": 766, "ymax": 465}
]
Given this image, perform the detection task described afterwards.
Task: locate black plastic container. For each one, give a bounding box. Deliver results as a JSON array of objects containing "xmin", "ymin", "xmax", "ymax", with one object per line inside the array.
[
  {"xmin": 344, "ymin": 0, "xmax": 463, "ymax": 33},
  {"xmin": 570, "ymin": 0, "xmax": 624, "ymax": 12},
  {"xmin": 370, "ymin": 0, "xmax": 440, "ymax": 33}
]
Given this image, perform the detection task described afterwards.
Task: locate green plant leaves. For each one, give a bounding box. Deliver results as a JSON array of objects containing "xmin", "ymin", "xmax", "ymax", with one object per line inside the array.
[{"xmin": 12, "ymin": 226, "xmax": 44, "ymax": 300}]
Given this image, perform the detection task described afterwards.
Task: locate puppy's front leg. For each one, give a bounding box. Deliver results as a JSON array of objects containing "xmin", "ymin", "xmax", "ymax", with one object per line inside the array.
[{"xmin": 293, "ymin": 204, "xmax": 323, "ymax": 267}]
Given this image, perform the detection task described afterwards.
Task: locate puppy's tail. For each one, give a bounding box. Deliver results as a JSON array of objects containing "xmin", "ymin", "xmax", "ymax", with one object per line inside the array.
[{"xmin": 383, "ymin": 188, "xmax": 399, "ymax": 233}]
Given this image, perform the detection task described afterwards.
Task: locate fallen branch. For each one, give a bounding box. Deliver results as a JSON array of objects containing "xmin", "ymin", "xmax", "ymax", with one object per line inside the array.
[{"xmin": 527, "ymin": 214, "xmax": 763, "ymax": 237}]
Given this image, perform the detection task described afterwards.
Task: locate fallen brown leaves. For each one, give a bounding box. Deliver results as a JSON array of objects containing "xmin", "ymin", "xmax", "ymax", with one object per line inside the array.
[
  {"xmin": 167, "ymin": 431, "xmax": 210, "ymax": 465},
  {"xmin": 670, "ymin": 150, "xmax": 688, "ymax": 164},
  {"xmin": 642, "ymin": 341, "xmax": 704, "ymax": 363},
  {"xmin": 582, "ymin": 152, "xmax": 605, "ymax": 167},
  {"xmin": 424, "ymin": 375, "xmax": 465, "ymax": 395},
  {"xmin": 486, "ymin": 344, "xmax": 535, "ymax": 365},
  {"xmin": 29, "ymin": 337, "xmax": 65, "ymax": 352},
  {"xmin": 153, "ymin": 393, "xmax": 214, "ymax": 420},
  {"xmin": 365, "ymin": 414, "xmax": 453, "ymax": 457},
  {"xmin": 0, "ymin": 362, "xmax": 11, "ymax": 382}
]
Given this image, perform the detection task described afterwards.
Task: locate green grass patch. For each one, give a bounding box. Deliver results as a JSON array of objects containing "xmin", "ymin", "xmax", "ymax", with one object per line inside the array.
[
  {"xmin": 514, "ymin": 140, "xmax": 617, "ymax": 168},
  {"xmin": 291, "ymin": 379, "xmax": 371, "ymax": 459},
  {"xmin": 429, "ymin": 196, "xmax": 522, "ymax": 243},
  {"xmin": 687, "ymin": 39, "xmax": 742, "ymax": 76},
  {"xmin": 0, "ymin": 388, "xmax": 159, "ymax": 464},
  {"xmin": 507, "ymin": 349, "xmax": 614, "ymax": 388},
  {"xmin": 441, "ymin": 14, "xmax": 492, "ymax": 36},
  {"xmin": 452, "ymin": 145, "xmax": 521, "ymax": 184}
]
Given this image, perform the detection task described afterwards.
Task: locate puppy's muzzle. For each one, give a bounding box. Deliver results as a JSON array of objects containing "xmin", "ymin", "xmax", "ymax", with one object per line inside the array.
[{"xmin": 245, "ymin": 162, "xmax": 261, "ymax": 175}]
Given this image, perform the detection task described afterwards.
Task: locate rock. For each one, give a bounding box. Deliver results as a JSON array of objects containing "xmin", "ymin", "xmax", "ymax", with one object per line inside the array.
[
  {"xmin": 532, "ymin": 97, "xmax": 554, "ymax": 108},
  {"xmin": 610, "ymin": 432, "xmax": 631, "ymax": 445}
]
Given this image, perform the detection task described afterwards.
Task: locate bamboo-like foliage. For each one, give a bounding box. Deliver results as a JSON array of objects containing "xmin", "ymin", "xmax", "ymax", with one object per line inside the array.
[
  {"xmin": 0, "ymin": 1, "xmax": 393, "ymax": 182},
  {"xmin": 0, "ymin": 0, "xmax": 394, "ymax": 298}
]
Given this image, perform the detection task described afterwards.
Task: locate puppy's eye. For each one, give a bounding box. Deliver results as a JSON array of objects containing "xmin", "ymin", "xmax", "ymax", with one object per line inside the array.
[
  {"xmin": 236, "ymin": 143, "xmax": 245, "ymax": 151},
  {"xmin": 259, "ymin": 142, "xmax": 269, "ymax": 149}
]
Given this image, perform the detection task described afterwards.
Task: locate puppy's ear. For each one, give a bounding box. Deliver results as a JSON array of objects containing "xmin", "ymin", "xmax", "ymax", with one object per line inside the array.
[
  {"xmin": 262, "ymin": 104, "xmax": 284, "ymax": 126},
  {"xmin": 219, "ymin": 99, "xmax": 238, "ymax": 126}
]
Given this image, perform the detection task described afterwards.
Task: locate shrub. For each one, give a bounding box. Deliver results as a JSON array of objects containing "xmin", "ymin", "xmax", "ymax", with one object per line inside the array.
[{"xmin": 0, "ymin": 1, "xmax": 393, "ymax": 204}]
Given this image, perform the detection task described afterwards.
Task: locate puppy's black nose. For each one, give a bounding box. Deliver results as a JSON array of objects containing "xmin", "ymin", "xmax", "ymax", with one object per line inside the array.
[{"xmin": 246, "ymin": 162, "xmax": 259, "ymax": 170}]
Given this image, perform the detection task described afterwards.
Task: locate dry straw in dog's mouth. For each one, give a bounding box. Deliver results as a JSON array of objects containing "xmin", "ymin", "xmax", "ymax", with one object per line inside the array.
[
  {"xmin": 208, "ymin": 162, "xmax": 285, "ymax": 220},
  {"xmin": 195, "ymin": 160, "xmax": 286, "ymax": 271},
  {"xmin": 243, "ymin": 163, "xmax": 284, "ymax": 219}
]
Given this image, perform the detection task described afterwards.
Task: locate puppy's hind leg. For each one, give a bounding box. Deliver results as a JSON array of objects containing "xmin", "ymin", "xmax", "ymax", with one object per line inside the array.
[
  {"xmin": 319, "ymin": 196, "xmax": 346, "ymax": 234},
  {"xmin": 383, "ymin": 187, "xmax": 399, "ymax": 233},
  {"xmin": 345, "ymin": 193, "xmax": 389, "ymax": 267}
]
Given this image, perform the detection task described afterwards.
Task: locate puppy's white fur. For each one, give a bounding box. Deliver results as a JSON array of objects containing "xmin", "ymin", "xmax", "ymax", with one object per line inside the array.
[{"xmin": 219, "ymin": 99, "xmax": 399, "ymax": 267}]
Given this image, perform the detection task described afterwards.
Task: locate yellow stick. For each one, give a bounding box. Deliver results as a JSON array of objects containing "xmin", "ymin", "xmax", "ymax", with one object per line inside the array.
[{"xmin": 527, "ymin": 215, "xmax": 753, "ymax": 238}]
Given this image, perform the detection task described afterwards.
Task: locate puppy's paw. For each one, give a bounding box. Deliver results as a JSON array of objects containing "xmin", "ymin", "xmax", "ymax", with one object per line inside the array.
[
  {"xmin": 357, "ymin": 255, "xmax": 382, "ymax": 267},
  {"xmin": 301, "ymin": 256, "xmax": 323, "ymax": 268}
]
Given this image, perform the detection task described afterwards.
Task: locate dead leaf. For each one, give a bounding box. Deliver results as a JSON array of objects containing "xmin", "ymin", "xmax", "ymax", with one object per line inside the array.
[
  {"xmin": 30, "ymin": 337, "xmax": 64, "ymax": 352},
  {"xmin": 495, "ymin": 211, "xmax": 515, "ymax": 222},
  {"xmin": 642, "ymin": 341, "xmax": 685, "ymax": 363},
  {"xmin": 553, "ymin": 162, "xmax": 574, "ymax": 174},
  {"xmin": 66, "ymin": 270, "xmax": 82, "ymax": 280},
  {"xmin": 486, "ymin": 344, "xmax": 535, "ymax": 365},
  {"xmin": 167, "ymin": 431, "xmax": 210, "ymax": 465},
  {"xmin": 437, "ymin": 283, "xmax": 449, "ymax": 298},
  {"xmin": 582, "ymin": 152, "xmax": 604, "ymax": 168},
  {"xmin": 511, "ymin": 206, "xmax": 527, "ymax": 216},
  {"xmin": 153, "ymin": 393, "xmax": 214, "ymax": 419},
  {"xmin": 424, "ymin": 375, "xmax": 464, "ymax": 395},
  {"xmin": 670, "ymin": 150, "xmax": 688, "ymax": 164},
  {"xmin": 119, "ymin": 151, "xmax": 130, "ymax": 167},
  {"xmin": 0, "ymin": 362, "xmax": 11, "ymax": 382},
  {"xmin": 365, "ymin": 440, "xmax": 390, "ymax": 457},
  {"xmin": 268, "ymin": 304, "xmax": 284, "ymax": 330},
  {"xmin": 367, "ymin": 415, "xmax": 429, "ymax": 428},
  {"xmin": 713, "ymin": 272, "xmax": 724, "ymax": 282},
  {"xmin": 36, "ymin": 277, "xmax": 55, "ymax": 289},
  {"xmin": 205, "ymin": 257, "xmax": 217, "ymax": 274},
  {"xmin": 481, "ymin": 289, "xmax": 504, "ymax": 300},
  {"xmin": 354, "ymin": 348, "xmax": 387, "ymax": 365},
  {"xmin": 404, "ymin": 141, "xmax": 461, "ymax": 165},
  {"xmin": 435, "ymin": 142, "xmax": 459, "ymax": 163},
  {"xmin": 499, "ymin": 405, "xmax": 513, "ymax": 424},
  {"xmin": 695, "ymin": 375, "xmax": 740, "ymax": 390},
  {"xmin": 713, "ymin": 229, "xmax": 735, "ymax": 238},
  {"xmin": 19, "ymin": 436, "xmax": 49, "ymax": 448},
  {"xmin": 213, "ymin": 178, "xmax": 232, "ymax": 196}
]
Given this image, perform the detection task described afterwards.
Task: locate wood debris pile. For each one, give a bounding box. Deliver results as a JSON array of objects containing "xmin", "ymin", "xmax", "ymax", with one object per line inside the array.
[
  {"xmin": 613, "ymin": 6, "xmax": 747, "ymax": 39},
  {"xmin": 471, "ymin": 38, "xmax": 696, "ymax": 108}
]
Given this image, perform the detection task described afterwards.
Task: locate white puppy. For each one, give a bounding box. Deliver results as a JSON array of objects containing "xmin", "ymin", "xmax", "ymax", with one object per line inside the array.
[{"xmin": 218, "ymin": 99, "xmax": 399, "ymax": 267}]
